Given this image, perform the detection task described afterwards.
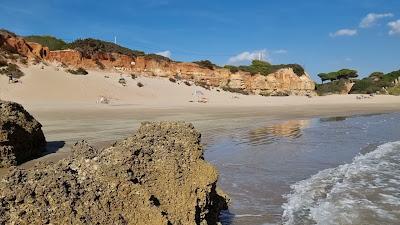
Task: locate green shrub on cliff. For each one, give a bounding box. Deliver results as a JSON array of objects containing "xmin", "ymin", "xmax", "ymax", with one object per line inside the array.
[
  {"xmin": 68, "ymin": 38, "xmax": 145, "ymax": 58},
  {"xmin": 382, "ymin": 70, "xmax": 400, "ymax": 84},
  {"xmin": 193, "ymin": 60, "xmax": 218, "ymax": 70},
  {"xmin": 24, "ymin": 35, "xmax": 68, "ymax": 51},
  {"xmin": 224, "ymin": 65, "xmax": 239, "ymax": 73},
  {"xmin": 315, "ymin": 80, "xmax": 349, "ymax": 95},
  {"xmin": 350, "ymin": 79, "xmax": 379, "ymax": 94},
  {"xmin": 350, "ymin": 70, "xmax": 400, "ymax": 94},
  {"xmin": 0, "ymin": 63, "xmax": 24, "ymax": 78},
  {"xmin": 225, "ymin": 60, "xmax": 305, "ymax": 76},
  {"xmin": 145, "ymin": 54, "xmax": 171, "ymax": 62},
  {"xmin": 388, "ymin": 86, "xmax": 400, "ymax": 95}
]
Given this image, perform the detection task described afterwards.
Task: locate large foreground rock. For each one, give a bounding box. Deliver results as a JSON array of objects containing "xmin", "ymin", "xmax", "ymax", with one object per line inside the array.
[
  {"xmin": 0, "ymin": 122, "xmax": 228, "ymax": 225},
  {"xmin": 0, "ymin": 100, "xmax": 46, "ymax": 167}
]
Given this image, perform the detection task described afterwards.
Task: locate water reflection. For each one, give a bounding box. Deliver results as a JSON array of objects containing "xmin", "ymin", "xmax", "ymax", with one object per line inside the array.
[{"xmin": 243, "ymin": 120, "xmax": 311, "ymax": 146}]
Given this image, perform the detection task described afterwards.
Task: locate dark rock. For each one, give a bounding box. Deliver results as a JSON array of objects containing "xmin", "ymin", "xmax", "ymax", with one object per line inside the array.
[
  {"xmin": 0, "ymin": 100, "xmax": 46, "ymax": 167},
  {"xmin": 0, "ymin": 121, "xmax": 228, "ymax": 224}
]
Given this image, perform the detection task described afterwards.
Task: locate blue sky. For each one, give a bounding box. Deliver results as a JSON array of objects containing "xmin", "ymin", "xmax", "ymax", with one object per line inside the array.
[{"xmin": 1, "ymin": 0, "xmax": 400, "ymax": 81}]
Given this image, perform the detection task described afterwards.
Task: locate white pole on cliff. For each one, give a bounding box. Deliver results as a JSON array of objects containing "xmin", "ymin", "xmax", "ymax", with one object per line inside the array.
[{"xmin": 114, "ymin": 36, "xmax": 117, "ymax": 44}]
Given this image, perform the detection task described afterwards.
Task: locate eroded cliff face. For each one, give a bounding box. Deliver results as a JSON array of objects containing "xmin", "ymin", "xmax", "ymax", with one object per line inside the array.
[
  {"xmin": 0, "ymin": 31, "xmax": 49, "ymax": 60},
  {"xmin": 46, "ymin": 49, "xmax": 316, "ymax": 96},
  {"xmin": 0, "ymin": 30, "xmax": 316, "ymax": 96}
]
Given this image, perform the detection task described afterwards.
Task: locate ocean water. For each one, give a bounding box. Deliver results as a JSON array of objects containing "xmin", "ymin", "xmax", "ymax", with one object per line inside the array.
[
  {"xmin": 282, "ymin": 141, "xmax": 400, "ymax": 225},
  {"xmin": 204, "ymin": 113, "xmax": 400, "ymax": 225}
]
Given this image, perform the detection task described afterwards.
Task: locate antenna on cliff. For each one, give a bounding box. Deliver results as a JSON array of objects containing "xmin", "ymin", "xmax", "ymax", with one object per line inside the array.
[
  {"xmin": 259, "ymin": 52, "xmax": 263, "ymax": 61},
  {"xmin": 114, "ymin": 36, "xmax": 117, "ymax": 44}
]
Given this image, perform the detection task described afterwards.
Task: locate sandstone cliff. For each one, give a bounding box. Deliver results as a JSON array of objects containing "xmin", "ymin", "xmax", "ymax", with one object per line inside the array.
[
  {"xmin": 0, "ymin": 30, "xmax": 49, "ymax": 60},
  {"xmin": 46, "ymin": 49, "xmax": 316, "ymax": 96},
  {"xmin": 0, "ymin": 121, "xmax": 227, "ymax": 225},
  {"xmin": 0, "ymin": 30, "xmax": 316, "ymax": 96}
]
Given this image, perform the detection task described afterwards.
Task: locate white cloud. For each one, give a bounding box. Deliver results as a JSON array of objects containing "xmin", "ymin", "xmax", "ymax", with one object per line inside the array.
[
  {"xmin": 155, "ymin": 50, "xmax": 171, "ymax": 58},
  {"xmin": 388, "ymin": 20, "xmax": 400, "ymax": 35},
  {"xmin": 273, "ymin": 49, "xmax": 288, "ymax": 54},
  {"xmin": 360, "ymin": 13, "xmax": 394, "ymax": 28},
  {"xmin": 329, "ymin": 29, "xmax": 358, "ymax": 37},
  {"xmin": 228, "ymin": 49, "xmax": 269, "ymax": 65}
]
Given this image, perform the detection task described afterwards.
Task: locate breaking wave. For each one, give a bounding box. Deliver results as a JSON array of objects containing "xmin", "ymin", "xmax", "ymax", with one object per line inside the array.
[{"xmin": 282, "ymin": 141, "xmax": 400, "ymax": 225}]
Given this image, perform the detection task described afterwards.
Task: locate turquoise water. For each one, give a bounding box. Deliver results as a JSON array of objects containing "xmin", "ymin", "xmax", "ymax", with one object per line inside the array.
[{"xmin": 204, "ymin": 113, "xmax": 400, "ymax": 225}]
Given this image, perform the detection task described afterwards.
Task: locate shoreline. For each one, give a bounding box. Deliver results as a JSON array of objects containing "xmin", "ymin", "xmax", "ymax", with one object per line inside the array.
[
  {"xmin": 25, "ymin": 100, "xmax": 400, "ymax": 122},
  {"xmin": 0, "ymin": 102, "xmax": 397, "ymax": 174}
]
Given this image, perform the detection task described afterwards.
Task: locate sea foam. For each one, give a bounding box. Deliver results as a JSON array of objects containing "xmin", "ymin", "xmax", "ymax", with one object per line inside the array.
[{"xmin": 282, "ymin": 141, "xmax": 400, "ymax": 225}]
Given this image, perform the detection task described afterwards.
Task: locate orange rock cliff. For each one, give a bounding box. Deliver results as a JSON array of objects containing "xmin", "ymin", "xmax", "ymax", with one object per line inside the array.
[{"xmin": 0, "ymin": 32, "xmax": 316, "ymax": 96}]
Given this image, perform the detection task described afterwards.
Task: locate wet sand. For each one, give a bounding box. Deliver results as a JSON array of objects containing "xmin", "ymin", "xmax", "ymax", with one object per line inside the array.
[{"xmin": 1, "ymin": 102, "xmax": 398, "ymax": 172}]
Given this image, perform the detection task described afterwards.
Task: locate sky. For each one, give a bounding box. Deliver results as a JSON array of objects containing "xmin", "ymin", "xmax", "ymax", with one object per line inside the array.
[{"xmin": 1, "ymin": 0, "xmax": 400, "ymax": 81}]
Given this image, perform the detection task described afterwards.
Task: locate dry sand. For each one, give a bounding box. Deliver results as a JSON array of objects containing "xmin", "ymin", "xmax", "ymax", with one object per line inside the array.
[{"xmin": 1, "ymin": 63, "xmax": 399, "ymax": 112}]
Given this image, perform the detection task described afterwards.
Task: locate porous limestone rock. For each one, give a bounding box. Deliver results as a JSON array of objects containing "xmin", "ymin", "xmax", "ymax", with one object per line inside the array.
[
  {"xmin": 0, "ymin": 122, "xmax": 227, "ymax": 225},
  {"xmin": 0, "ymin": 100, "xmax": 46, "ymax": 167}
]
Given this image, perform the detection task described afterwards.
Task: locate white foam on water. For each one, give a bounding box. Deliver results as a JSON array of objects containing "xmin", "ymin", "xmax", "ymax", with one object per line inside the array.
[{"xmin": 282, "ymin": 141, "xmax": 400, "ymax": 225}]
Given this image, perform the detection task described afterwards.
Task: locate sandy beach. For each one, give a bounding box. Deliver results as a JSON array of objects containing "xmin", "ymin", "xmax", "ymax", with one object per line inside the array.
[{"xmin": 0, "ymin": 64, "xmax": 399, "ymax": 113}]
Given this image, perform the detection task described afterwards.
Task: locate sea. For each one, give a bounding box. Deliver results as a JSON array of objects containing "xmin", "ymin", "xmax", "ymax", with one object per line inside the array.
[{"xmin": 203, "ymin": 113, "xmax": 400, "ymax": 225}]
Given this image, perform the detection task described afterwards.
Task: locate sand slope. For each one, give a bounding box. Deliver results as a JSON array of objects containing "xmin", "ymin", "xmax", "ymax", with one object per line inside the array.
[{"xmin": 0, "ymin": 64, "xmax": 400, "ymax": 110}]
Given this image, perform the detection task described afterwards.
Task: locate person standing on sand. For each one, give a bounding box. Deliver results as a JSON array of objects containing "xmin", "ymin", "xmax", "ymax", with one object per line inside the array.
[{"xmin": 7, "ymin": 74, "xmax": 12, "ymax": 84}]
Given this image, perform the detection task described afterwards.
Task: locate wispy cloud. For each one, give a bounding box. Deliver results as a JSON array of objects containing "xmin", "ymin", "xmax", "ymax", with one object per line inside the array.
[
  {"xmin": 273, "ymin": 49, "xmax": 288, "ymax": 54},
  {"xmin": 329, "ymin": 29, "xmax": 358, "ymax": 37},
  {"xmin": 155, "ymin": 50, "xmax": 171, "ymax": 58},
  {"xmin": 360, "ymin": 13, "xmax": 394, "ymax": 28},
  {"xmin": 228, "ymin": 49, "xmax": 269, "ymax": 65},
  {"xmin": 388, "ymin": 20, "xmax": 400, "ymax": 35}
]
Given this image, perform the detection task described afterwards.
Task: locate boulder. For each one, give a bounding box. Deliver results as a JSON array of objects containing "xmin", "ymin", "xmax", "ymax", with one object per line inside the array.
[
  {"xmin": 0, "ymin": 122, "xmax": 227, "ymax": 225},
  {"xmin": 0, "ymin": 100, "xmax": 46, "ymax": 167}
]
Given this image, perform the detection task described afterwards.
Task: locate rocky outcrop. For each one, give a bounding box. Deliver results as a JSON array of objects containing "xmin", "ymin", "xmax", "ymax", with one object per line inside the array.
[
  {"xmin": 0, "ymin": 100, "xmax": 46, "ymax": 167},
  {"xmin": 0, "ymin": 122, "xmax": 227, "ymax": 225},
  {"xmin": 46, "ymin": 49, "xmax": 316, "ymax": 96},
  {"xmin": 0, "ymin": 30, "xmax": 49, "ymax": 60}
]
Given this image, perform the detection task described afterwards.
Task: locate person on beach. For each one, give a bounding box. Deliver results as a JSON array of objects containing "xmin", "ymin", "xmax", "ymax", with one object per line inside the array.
[{"xmin": 7, "ymin": 74, "xmax": 12, "ymax": 84}]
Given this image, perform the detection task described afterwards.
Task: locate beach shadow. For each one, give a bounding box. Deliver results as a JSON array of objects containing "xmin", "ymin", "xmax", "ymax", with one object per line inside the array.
[{"xmin": 41, "ymin": 141, "xmax": 66, "ymax": 156}]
